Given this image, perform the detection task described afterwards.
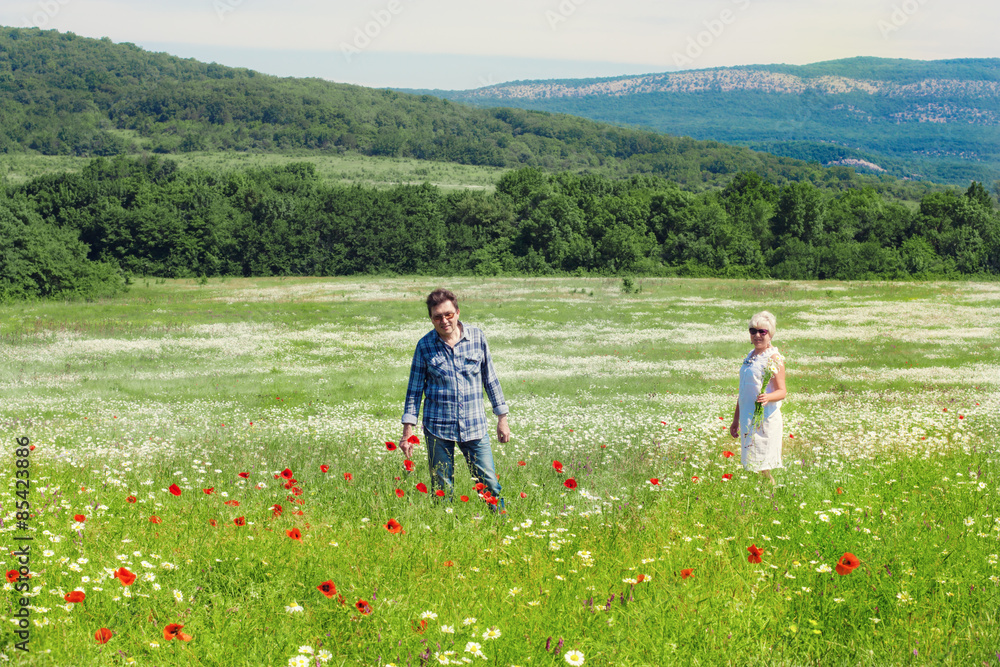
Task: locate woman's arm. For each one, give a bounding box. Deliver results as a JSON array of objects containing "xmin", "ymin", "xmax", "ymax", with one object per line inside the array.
[{"xmin": 756, "ymin": 364, "xmax": 786, "ymax": 405}]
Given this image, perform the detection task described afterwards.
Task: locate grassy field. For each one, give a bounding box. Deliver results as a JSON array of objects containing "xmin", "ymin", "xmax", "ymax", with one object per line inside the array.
[
  {"xmin": 1, "ymin": 277, "xmax": 998, "ymax": 666},
  {"xmin": 0, "ymin": 152, "xmax": 508, "ymax": 191}
]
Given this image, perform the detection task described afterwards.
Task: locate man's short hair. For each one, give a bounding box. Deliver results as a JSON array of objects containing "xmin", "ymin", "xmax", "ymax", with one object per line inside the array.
[{"xmin": 426, "ymin": 289, "xmax": 458, "ymax": 317}]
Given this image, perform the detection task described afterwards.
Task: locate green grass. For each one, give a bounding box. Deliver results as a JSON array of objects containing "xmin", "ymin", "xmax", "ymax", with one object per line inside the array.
[
  {"xmin": 0, "ymin": 152, "xmax": 508, "ymax": 191},
  {"xmin": 1, "ymin": 277, "xmax": 998, "ymax": 665}
]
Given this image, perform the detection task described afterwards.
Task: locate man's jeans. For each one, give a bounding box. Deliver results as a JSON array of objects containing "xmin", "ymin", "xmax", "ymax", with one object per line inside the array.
[{"xmin": 425, "ymin": 431, "xmax": 504, "ymax": 510}]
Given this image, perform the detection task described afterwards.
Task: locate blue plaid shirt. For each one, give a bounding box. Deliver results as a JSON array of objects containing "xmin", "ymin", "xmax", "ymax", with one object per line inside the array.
[{"xmin": 402, "ymin": 322, "xmax": 508, "ymax": 442}]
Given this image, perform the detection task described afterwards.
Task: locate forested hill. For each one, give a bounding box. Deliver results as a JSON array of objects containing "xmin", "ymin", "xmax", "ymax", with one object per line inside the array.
[
  {"xmin": 412, "ymin": 57, "xmax": 1000, "ymax": 187},
  {"xmin": 0, "ymin": 27, "xmax": 933, "ymax": 197}
]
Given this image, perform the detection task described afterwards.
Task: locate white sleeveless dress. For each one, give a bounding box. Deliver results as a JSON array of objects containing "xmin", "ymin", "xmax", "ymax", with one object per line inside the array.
[{"xmin": 738, "ymin": 347, "xmax": 785, "ymax": 472}]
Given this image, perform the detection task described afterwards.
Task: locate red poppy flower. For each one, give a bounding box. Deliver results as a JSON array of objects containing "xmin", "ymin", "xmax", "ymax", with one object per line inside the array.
[
  {"xmin": 443, "ymin": 560, "xmax": 454, "ymax": 567},
  {"xmin": 344, "ymin": 472, "xmax": 353, "ymax": 482},
  {"xmin": 385, "ymin": 441, "xmax": 397, "ymax": 451},
  {"xmin": 416, "ymin": 483, "xmax": 428, "ymax": 494},
  {"xmin": 519, "ymin": 491, "xmax": 527, "ymax": 498},
  {"xmin": 293, "ymin": 509, "xmax": 304, "ymax": 515},
  {"xmin": 460, "ymin": 495, "xmax": 469, "ymax": 502},
  {"xmin": 836, "ymin": 552, "xmax": 860, "ymax": 575},
  {"xmin": 283, "ymin": 479, "xmax": 297, "ymax": 489},
  {"xmin": 435, "ymin": 490, "xmax": 445, "ymax": 497},
  {"xmin": 95, "ymin": 628, "xmax": 113, "ymax": 644},
  {"xmin": 564, "ymin": 478, "xmax": 578, "ymax": 490},
  {"xmin": 722, "ymin": 451, "xmax": 735, "ymax": 458},
  {"xmin": 320, "ymin": 464, "xmax": 330, "ymax": 473},
  {"xmin": 74, "ymin": 514, "xmax": 86, "ymax": 522},
  {"xmin": 747, "ymin": 544, "xmax": 764, "ymax": 564},
  {"xmin": 474, "ymin": 482, "xmax": 486, "ymax": 492},
  {"xmin": 233, "ymin": 516, "xmax": 246, "ymax": 526},
  {"xmin": 395, "ymin": 489, "xmax": 404, "ymax": 498},
  {"xmin": 203, "ymin": 488, "xmax": 214, "ymax": 495},
  {"xmin": 149, "ymin": 515, "xmax": 162, "ymax": 524},
  {"xmin": 114, "ymin": 567, "xmax": 137, "ymax": 586},
  {"xmin": 518, "ymin": 461, "xmax": 526, "ymax": 466},
  {"xmin": 163, "ymin": 623, "xmax": 192, "ymax": 641},
  {"xmin": 404, "ymin": 459, "xmax": 415, "ymax": 472},
  {"xmin": 384, "ymin": 518, "xmax": 404, "ymax": 534},
  {"xmin": 279, "ymin": 468, "xmax": 293, "ymax": 480},
  {"xmin": 837, "ymin": 487, "xmax": 844, "ymax": 495},
  {"xmin": 691, "ymin": 476, "xmax": 700, "ymax": 483},
  {"xmin": 168, "ymin": 484, "xmax": 181, "ymax": 496},
  {"xmin": 65, "ymin": 591, "xmax": 86, "ymax": 603},
  {"xmin": 272, "ymin": 504, "xmax": 283, "ymax": 517},
  {"xmin": 238, "ymin": 472, "xmax": 250, "ymax": 479},
  {"xmin": 224, "ymin": 500, "xmax": 240, "ymax": 506},
  {"xmin": 126, "ymin": 495, "xmax": 137, "ymax": 503},
  {"xmin": 552, "ymin": 460, "xmax": 564, "ymax": 473},
  {"xmin": 413, "ymin": 619, "xmax": 428, "ymax": 634},
  {"xmin": 317, "ymin": 580, "xmax": 337, "ymax": 598},
  {"xmin": 209, "ymin": 519, "xmax": 217, "ymax": 527},
  {"xmin": 722, "ymin": 473, "xmax": 733, "ymax": 481},
  {"xmin": 959, "ymin": 415, "xmax": 964, "ymax": 419},
  {"xmin": 649, "ymin": 478, "xmax": 659, "ymax": 485},
  {"xmin": 407, "ymin": 435, "xmax": 420, "ymax": 445},
  {"xmin": 286, "ymin": 528, "xmax": 302, "ymax": 541},
  {"xmin": 5, "ymin": 570, "xmax": 18, "ymax": 583},
  {"xmin": 355, "ymin": 599, "xmax": 372, "ymax": 615},
  {"xmin": 681, "ymin": 568, "xmax": 694, "ymax": 579}
]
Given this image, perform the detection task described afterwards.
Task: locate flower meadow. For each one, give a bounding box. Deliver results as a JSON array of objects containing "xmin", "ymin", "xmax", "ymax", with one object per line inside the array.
[{"xmin": 1, "ymin": 277, "xmax": 999, "ymax": 666}]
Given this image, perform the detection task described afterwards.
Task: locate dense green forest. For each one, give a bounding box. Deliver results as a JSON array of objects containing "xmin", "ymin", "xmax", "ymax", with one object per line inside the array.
[
  {"xmin": 3, "ymin": 156, "xmax": 997, "ymax": 302},
  {"xmin": 427, "ymin": 57, "xmax": 1000, "ymax": 186},
  {"xmin": 2, "ymin": 30, "xmax": 997, "ymax": 302},
  {"xmin": 0, "ymin": 28, "xmax": 938, "ymax": 198}
]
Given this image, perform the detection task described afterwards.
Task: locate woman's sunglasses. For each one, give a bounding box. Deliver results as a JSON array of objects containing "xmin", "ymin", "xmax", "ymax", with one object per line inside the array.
[{"xmin": 749, "ymin": 328, "xmax": 770, "ymax": 336}]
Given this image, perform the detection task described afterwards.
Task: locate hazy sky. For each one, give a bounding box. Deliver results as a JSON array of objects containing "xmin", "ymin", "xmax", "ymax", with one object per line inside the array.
[{"xmin": 3, "ymin": 0, "xmax": 995, "ymax": 89}]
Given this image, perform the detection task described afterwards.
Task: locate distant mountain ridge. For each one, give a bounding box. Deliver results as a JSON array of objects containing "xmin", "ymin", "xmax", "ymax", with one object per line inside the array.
[
  {"xmin": 412, "ymin": 58, "xmax": 1000, "ymax": 185},
  {"xmin": 464, "ymin": 70, "xmax": 1000, "ymax": 100},
  {"xmin": 0, "ymin": 28, "xmax": 942, "ymax": 198}
]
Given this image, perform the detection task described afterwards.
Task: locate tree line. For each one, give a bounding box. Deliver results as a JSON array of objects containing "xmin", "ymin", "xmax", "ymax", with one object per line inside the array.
[{"xmin": 2, "ymin": 156, "xmax": 997, "ymax": 302}]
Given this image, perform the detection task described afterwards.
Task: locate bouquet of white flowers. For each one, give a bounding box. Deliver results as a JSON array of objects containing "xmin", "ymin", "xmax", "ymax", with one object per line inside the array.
[{"xmin": 751, "ymin": 355, "xmax": 781, "ymax": 429}]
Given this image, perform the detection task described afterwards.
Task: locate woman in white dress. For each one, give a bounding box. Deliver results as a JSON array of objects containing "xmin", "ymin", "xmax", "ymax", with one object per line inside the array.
[{"xmin": 729, "ymin": 311, "xmax": 786, "ymax": 485}]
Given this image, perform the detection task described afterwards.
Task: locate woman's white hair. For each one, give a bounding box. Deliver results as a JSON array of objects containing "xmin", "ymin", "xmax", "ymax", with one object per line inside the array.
[{"xmin": 748, "ymin": 311, "xmax": 777, "ymax": 338}]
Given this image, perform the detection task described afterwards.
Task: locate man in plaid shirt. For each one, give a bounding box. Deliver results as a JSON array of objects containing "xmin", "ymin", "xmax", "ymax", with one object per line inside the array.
[{"xmin": 401, "ymin": 288, "xmax": 510, "ymax": 509}]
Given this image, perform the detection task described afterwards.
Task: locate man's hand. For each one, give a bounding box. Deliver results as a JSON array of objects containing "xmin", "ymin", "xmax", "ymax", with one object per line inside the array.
[
  {"xmin": 497, "ymin": 414, "xmax": 511, "ymax": 443},
  {"xmin": 401, "ymin": 423, "xmax": 415, "ymax": 457}
]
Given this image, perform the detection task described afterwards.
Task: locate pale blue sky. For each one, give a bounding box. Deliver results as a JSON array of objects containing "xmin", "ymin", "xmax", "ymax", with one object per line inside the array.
[{"xmin": 2, "ymin": 0, "xmax": 995, "ymax": 89}]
